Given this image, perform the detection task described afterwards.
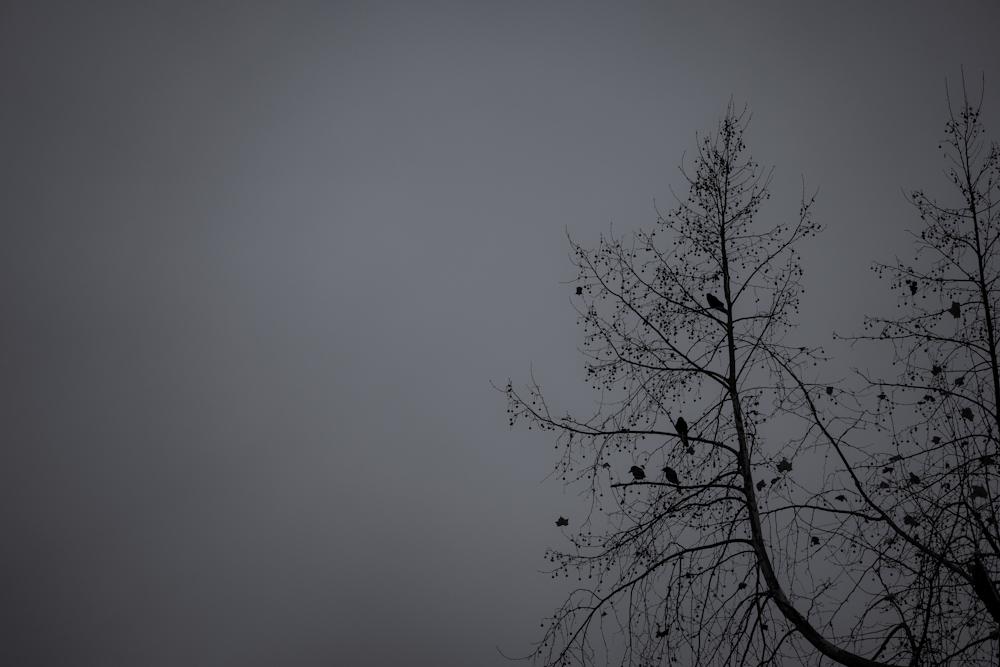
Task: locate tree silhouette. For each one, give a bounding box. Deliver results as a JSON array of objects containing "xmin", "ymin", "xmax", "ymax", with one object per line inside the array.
[
  {"xmin": 501, "ymin": 102, "xmax": 886, "ymax": 666},
  {"xmin": 505, "ymin": 85, "xmax": 1000, "ymax": 666},
  {"xmin": 825, "ymin": 74, "xmax": 1000, "ymax": 666}
]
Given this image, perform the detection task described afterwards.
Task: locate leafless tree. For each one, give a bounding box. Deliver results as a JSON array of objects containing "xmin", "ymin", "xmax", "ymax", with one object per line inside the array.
[
  {"xmin": 825, "ymin": 73, "xmax": 1000, "ymax": 666},
  {"xmin": 505, "ymin": 82, "xmax": 1000, "ymax": 667}
]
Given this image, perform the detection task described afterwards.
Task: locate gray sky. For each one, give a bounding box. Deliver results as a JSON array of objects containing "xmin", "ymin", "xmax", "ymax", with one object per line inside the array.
[{"xmin": 1, "ymin": 2, "xmax": 998, "ymax": 666}]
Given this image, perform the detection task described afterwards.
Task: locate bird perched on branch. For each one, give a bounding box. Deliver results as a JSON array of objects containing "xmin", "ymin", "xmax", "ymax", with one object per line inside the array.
[
  {"xmin": 706, "ymin": 293, "xmax": 727, "ymax": 313},
  {"xmin": 662, "ymin": 466, "xmax": 679, "ymax": 485},
  {"xmin": 949, "ymin": 301, "xmax": 961, "ymax": 318},
  {"xmin": 630, "ymin": 466, "xmax": 646, "ymax": 480},
  {"xmin": 675, "ymin": 417, "xmax": 689, "ymax": 450},
  {"xmin": 555, "ymin": 516, "xmax": 569, "ymax": 527}
]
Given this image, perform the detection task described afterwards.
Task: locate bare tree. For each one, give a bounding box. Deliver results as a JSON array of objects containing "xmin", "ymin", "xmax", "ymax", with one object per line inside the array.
[
  {"xmin": 506, "ymin": 85, "xmax": 1000, "ymax": 667},
  {"xmin": 504, "ymin": 102, "xmax": 908, "ymax": 667},
  {"xmin": 826, "ymin": 74, "xmax": 1000, "ymax": 666}
]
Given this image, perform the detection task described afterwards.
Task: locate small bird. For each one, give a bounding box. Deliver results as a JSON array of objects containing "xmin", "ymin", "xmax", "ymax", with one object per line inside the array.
[
  {"xmin": 811, "ymin": 536, "xmax": 821, "ymax": 545},
  {"xmin": 949, "ymin": 301, "xmax": 961, "ymax": 318},
  {"xmin": 826, "ymin": 386, "xmax": 834, "ymax": 395},
  {"xmin": 756, "ymin": 479, "xmax": 766, "ymax": 491},
  {"xmin": 706, "ymin": 293, "xmax": 727, "ymax": 314},
  {"xmin": 630, "ymin": 465, "xmax": 646, "ymax": 480},
  {"xmin": 909, "ymin": 472, "xmax": 920, "ymax": 485},
  {"xmin": 675, "ymin": 417, "xmax": 689, "ymax": 449},
  {"xmin": 576, "ymin": 286, "xmax": 583, "ymax": 295},
  {"xmin": 961, "ymin": 407, "xmax": 974, "ymax": 420},
  {"xmin": 662, "ymin": 466, "xmax": 679, "ymax": 485},
  {"xmin": 777, "ymin": 459, "xmax": 792, "ymax": 473},
  {"xmin": 835, "ymin": 495, "xmax": 846, "ymax": 502},
  {"xmin": 907, "ymin": 280, "xmax": 918, "ymax": 295},
  {"xmin": 555, "ymin": 516, "xmax": 569, "ymax": 527},
  {"xmin": 971, "ymin": 485, "xmax": 988, "ymax": 499}
]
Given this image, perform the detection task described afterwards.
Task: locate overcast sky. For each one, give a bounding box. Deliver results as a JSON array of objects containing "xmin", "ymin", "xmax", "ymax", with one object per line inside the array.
[{"xmin": 1, "ymin": 2, "xmax": 998, "ymax": 666}]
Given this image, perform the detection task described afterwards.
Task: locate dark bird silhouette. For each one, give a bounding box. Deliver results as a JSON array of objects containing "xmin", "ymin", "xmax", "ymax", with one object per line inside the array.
[
  {"xmin": 630, "ymin": 465, "xmax": 646, "ymax": 480},
  {"xmin": 909, "ymin": 472, "xmax": 921, "ymax": 485},
  {"xmin": 576, "ymin": 286, "xmax": 583, "ymax": 295},
  {"xmin": 675, "ymin": 417, "xmax": 689, "ymax": 449},
  {"xmin": 835, "ymin": 494, "xmax": 846, "ymax": 502},
  {"xmin": 908, "ymin": 280, "xmax": 918, "ymax": 295},
  {"xmin": 756, "ymin": 479, "xmax": 766, "ymax": 491},
  {"xmin": 972, "ymin": 485, "xmax": 988, "ymax": 499},
  {"xmin": 662, "ymin": 466, "xmax": 679, "ymax": 485},
  {"xmin": 811, "ymin": 536, "xmax": 821, "ymax": 545},
  {"xmin": 555, "ymin": 516, "xmax": 569, "ymax": 527},
  {"xmin": 949, "ymin": 301, "xmax": 961, "ymax": 318},
  {"xmin": 706, "ymin": 293, "xmax": 727, "ymax": 313},
  {"xmin": 955, "ymin": 376, "xmax": 965, "ymax": 386},
  {"xmin": 932, "ymin": 365, "xmax": 942, "ymax": 376},
  {"xmin": 903, "ymin": 515, "xmax": 917, "ymax": 526},
  {"xmin": 931, "ymin": 436, "xmax": 941, "ymax": 444},
  {"xmin": 980, "ymin": 455, "xmax": 995, "ymax": 466},
  {"xmin": 777, "ymin": 459, "xmax": 792, "ymax": 473},
  {"xmin": 962, "ymin": 407, "xmax": 974, "ymax": 420},
  {"xmin": 826, "ymin": 386, "xmax": 834, "ymax": 395}
]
